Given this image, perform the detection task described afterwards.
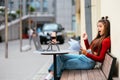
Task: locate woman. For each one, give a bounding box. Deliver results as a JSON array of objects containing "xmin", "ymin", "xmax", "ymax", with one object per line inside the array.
[{"xmin": 45, "ymin": 16, "xmax": 111, "ymax": 80}]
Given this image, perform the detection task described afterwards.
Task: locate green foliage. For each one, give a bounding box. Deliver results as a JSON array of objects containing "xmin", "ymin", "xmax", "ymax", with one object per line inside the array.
[
  {"xmin": 0, "ymin": 8, "xmax": 4, "ymax": 12},
  {"xmin": 29, "ymin": 6, "xmax": 35, "ymax": 13},
  {"xmin": 16, "ymin": 10, "xmax": 23, "ymax": 17},
  {"xmin": 8, "ymin": 13, "xmax": 17, "ymax": 19},
  {"xmin": 16, "ymin": 10, "xmax": 20, "ymax": 15},
  {"xmin": 0, "ymin": 8, "xmax": 5, "ymax": 16}
]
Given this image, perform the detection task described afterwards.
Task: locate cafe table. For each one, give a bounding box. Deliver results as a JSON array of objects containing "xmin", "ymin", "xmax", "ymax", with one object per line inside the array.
[{"xmin": 40, "ymin": 50, "xmax": 75, "ymax": 80}]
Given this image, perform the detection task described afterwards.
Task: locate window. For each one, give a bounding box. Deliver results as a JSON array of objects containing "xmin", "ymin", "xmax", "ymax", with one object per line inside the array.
[
  {"xmin": 30, "ymin": 0, "xmax": 40, "ymax": 12},
  {"xmin": 72, "ymin": 0, "xmax": 75, "ymax": 6},
  {"xmin": 9, "ymin": 1, "xmax": 14, "ymax": 11},
  {"xmin": 72, "ymin": 15, "xmax": 76, "ymax": 31},
  {"xmin": 43, "ymin": 24, "xmax": 58, "ymax": 31},
  {"xmin": 0, "ymin": 0, "xmax": 4, "ymax": 6},
  {"xmin": 43, "ymin": 0, "xmax": 48, "ymax": 12}
]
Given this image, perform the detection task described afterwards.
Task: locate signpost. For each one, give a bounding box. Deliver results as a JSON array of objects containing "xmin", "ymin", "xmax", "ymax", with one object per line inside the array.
[
  {"xmin": 5, "ymin": 0, "xmax": 8, "ymax": 58},
  {"xmin": 20, "ymin": 0, "xmax": 22, "ymax": 52}
]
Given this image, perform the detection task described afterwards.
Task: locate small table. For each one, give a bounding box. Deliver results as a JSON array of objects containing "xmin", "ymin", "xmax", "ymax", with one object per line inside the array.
[{"xmin": 41, "ymin": 50, "xmax": 71, "ymax": 80}]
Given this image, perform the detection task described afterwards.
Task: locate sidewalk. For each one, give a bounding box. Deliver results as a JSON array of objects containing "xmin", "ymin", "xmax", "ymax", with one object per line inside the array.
[
  {"xmin": 0, "ymin": 39, "xmax": 69, "ymax": 80},
  {"xmin": 0, "ymin": 39, "xmax": 53, "ymax": 80}
]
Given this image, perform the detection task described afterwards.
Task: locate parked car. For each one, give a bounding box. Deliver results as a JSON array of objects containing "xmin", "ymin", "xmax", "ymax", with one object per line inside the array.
[{"xmin": 38, "ymin": 23, "xmax": 65, "ymax": 44}]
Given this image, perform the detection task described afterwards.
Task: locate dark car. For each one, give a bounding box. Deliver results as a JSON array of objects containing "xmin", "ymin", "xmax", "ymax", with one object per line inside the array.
[{"xmin": 38, "ymin": 23, "xmax": 65, "ymax": 44}]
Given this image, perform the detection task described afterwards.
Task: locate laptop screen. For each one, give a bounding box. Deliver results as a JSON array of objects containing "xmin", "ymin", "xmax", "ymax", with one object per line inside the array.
[{"xmin": 32, "ymin": 34, "xmax": 42, "ymax": 51}]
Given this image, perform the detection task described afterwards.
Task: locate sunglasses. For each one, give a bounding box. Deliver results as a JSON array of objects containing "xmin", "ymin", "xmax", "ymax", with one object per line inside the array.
[{"xmin": 51, "ymin": 37, "xmax": 56, "ymax": 39}]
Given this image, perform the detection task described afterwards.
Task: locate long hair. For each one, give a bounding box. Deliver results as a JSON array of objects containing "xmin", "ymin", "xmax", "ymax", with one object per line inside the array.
[{"xmin": 90, "ymin": 16, "xmax": 110, "ymax": 55}]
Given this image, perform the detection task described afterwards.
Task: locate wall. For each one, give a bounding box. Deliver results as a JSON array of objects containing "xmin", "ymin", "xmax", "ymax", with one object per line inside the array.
[
  {"xmin": 0, "ymin": 22, "xmax": 20, "ymax": 41},
  {"xmin": 101, "ymin": 0, "xmax": 120, "ymax": 78},
  {"xmin": 80, "ymin": 0, "xmax": 86, "ymax": 48},
  {"xmin": 56, "ymin": 0, "xmax": 72, "ymax": 30},
  {"xmin": 75, "ymin": 0, "xmax": 81, "ymax": 37},
  {"xmin": 84, "ymin": 0, "xmax": 92, "ymax": 42},
  {"xmin": 81, "ymin": 0, "xmax": 120, "ymax": 77},
  {"xmin": 0, "ymin": 16, "xmax": 29, "ymax": 41},
  {"xmin": 0, "ymin": 24, "xmax": 19, "ymax": 41},
  {"xmin": 91, "ymin": 0, "xmax": 101, "ymax": 39}
]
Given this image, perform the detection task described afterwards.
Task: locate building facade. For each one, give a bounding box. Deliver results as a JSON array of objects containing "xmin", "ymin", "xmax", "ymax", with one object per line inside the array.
[
  {"xmin": 0, "ymin": 0, "xmax": 76, "ymax": 31},
  {"xmin": 0, "ymin": 0, "xmax": 76, "ymax": 41}
]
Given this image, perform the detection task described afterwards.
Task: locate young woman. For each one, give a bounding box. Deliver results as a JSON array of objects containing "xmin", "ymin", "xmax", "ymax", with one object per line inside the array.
[{"xmin": 45, "ymin": 16, "xmax": 111, "ymax": 80}]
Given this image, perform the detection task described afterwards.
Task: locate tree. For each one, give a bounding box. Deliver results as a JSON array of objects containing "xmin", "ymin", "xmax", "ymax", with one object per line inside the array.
[
  {"xmin": 29, "ymin": 6, "xmax": 35, "ymax": 14},
  {"xmin": 16, "ymin": 9, "xmax": 22, "ymax": 17}
]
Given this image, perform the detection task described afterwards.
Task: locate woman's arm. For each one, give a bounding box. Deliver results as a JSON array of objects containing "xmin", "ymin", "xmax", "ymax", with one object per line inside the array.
[
  {"xmin": 86, "ymin": 38, "xmax": 110, "ymax": 62},
  {"xmin": 84, "ymin": 39, "xmax": 90, "ymax": 49},
  {"xmin": 82, "ymin": 33, "xmax": 90, "ymax": 49}
]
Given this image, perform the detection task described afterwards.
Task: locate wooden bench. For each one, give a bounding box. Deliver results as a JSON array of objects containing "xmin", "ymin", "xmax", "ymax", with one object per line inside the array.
[{"xmin": 60, "ymin": 53, "xmax": 116, "ymax": 80}]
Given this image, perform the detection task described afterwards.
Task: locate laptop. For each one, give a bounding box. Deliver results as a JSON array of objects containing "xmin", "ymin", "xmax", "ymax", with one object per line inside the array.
[
  {"xmin": 32, "ymin": 33, "xmax": 77, "ymax": 54},
  {"xmin": 32, "ymin": 34, "xmax": 45, "ymax": 51},
  {"xmin": 32, "ymin": 34, "xmax": 59, "ymax": 53}
]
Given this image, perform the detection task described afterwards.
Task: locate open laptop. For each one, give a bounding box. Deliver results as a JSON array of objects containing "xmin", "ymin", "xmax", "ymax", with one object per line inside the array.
[
  {"xmin": 32, "ymin": 33, "xmax": 77, "ymax": 54},
  {"xmin": 32, "ymin": 34, "xmax": 59, "ymax": 53},
  {"xmin": 32, "ymin": 34, "xmax": 45, "ymax": 52}
]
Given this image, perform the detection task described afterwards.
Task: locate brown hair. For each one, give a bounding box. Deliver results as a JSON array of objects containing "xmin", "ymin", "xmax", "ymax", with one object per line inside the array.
[{"xmin": 90, "ymin": 16, "xmax": 110, "ymax": 55}]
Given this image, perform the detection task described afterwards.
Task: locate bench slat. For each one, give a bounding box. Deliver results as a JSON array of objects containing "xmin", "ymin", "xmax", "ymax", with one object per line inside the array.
[
  {"xmin": 81, "ymin": 70, "xmax": 88, "ymax": 80},
  {"xmin": 61, "ymin": 69, "xmax": 107, "ymax": 80},
  {"xmin": 93, "ymin": 69, "xmax": 102, "ymax": 80},
  {"xmin": 93, "ymin": 69, "xmax": 106, "ymax": 80},
  {"xmin": 74, "ymin": 70, "xmax": 82, "ymax": 80},
  {"xmin": 60, "ymin": 70, "xmax": 69, "ymax": 80},
  {"xmin": 102, "ymin": 54, "xmax": 116, "ymax": 79},
  {"xmin": 68, "ymin": 70, "xmax": 75, "ymax": 80},
  {"xmin": 87, "ymin": 70, "xmax": 95, "ymax": 80},
  {"xmin": 99, "ymin": 69, "xmax": 107, "ymax": 80}
]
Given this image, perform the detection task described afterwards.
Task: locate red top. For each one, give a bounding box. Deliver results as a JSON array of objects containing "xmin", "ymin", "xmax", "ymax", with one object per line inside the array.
[{"xmin": 84, "ymin": 37, "xmax": 111, "ymax": 62}]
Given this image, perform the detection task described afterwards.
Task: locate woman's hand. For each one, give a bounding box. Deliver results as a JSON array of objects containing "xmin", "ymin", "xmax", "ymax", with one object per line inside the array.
[
  {"xmin": 82, "ymin": 33, "xmax": 88, "ymax": 40},
  {"xmin": 80, "ymin": 48, "xmax": 87, "ymax": 55}
]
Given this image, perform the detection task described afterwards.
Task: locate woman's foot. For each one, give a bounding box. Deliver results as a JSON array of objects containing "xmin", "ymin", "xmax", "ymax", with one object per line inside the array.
[{"xmin": 44, "ymin": 73, "xmax": 53, "ymax": 80}]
